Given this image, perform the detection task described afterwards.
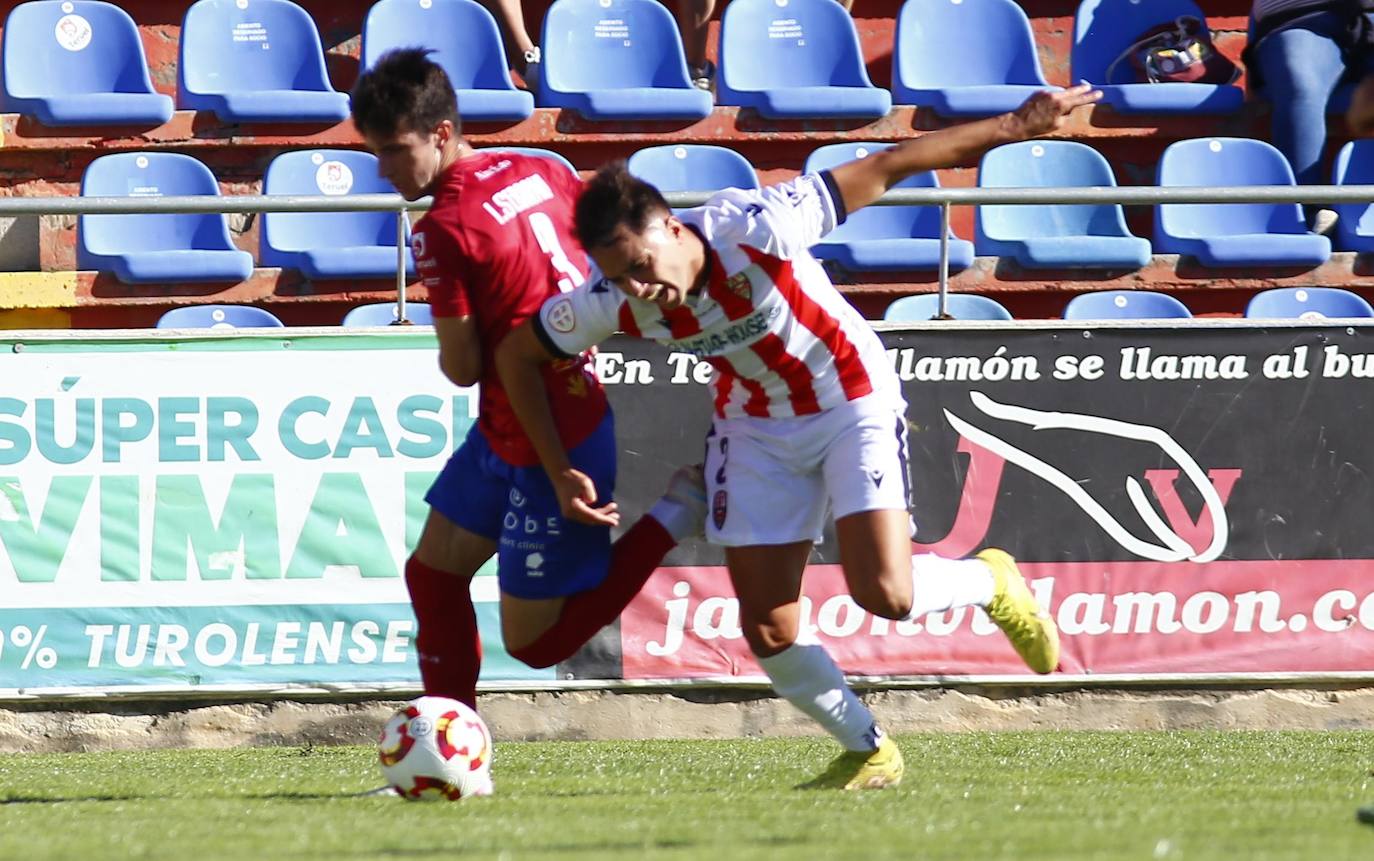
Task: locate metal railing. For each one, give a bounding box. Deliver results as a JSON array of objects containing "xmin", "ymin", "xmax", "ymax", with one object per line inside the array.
[{"xmin": 20, "ymin": 183, "xmax": 1374, "ymax": 320}]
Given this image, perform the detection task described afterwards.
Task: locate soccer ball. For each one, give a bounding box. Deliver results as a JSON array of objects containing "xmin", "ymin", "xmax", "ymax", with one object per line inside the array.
[{"xmin": 378, "ymin": 696, "xmax": 493, "ymax": 800}]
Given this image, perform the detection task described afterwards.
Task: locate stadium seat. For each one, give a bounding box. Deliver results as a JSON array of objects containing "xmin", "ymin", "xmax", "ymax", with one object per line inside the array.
[
  {"xmin": 362, "ymin": 0, "xmax": 533, "ymax": 123},
  {"xmin": 260, "ymin": 149, "xmax": 416, "ymax": 280},
  {"xmin": 480, "ymin": 146, "xmax": 578, "ymax": 176},
  {"xmin": 1155, "ymin": 138, "xmax": 1331, "ymax": 267},
  {"xmin": 1063, "ymin": 290, "xmax": 1192, "ymax": 320},
  {"xmin": 78, "ymin": 152, "xmax": 254, "ymax": 284},
  {"xmin": 976, "ymin": 141, "xmax": 1151, "ymax": 269},
  {"xmin": 1332, "ymin": 140, "xmax": 1374, "ymax": 253},
  {"xmin": 342, "ymin": 302, "xmax": 435, "ymax": 326},
  {"xmin": 803, "ymin": 142, "xmax": 973, "ymax": 272},
  {"xmin": 178, "ymin": 0, "xmax": 350, "ymax": 123},
  {"xmin": 538, "ymin": 0, "xmax": 712, "ymax": 120},
  {"xmin": 717, "ymin": 0, "xmax": 892, "ymax": 120},
  {"xmin": 1072, "ymin": 0, "xmax": 1243, "ymax": 114},
  {"xmin": 1, "ymin": 1, "xmax": 173, "ymax": 126},
  {"xmin": 884, "ymin": 293, "xmax": 1013, "ymax": 321},
  {"xmin": 157, "ymin": 305, "xmax": 285, "ymax": 329},
  {"xmin": 1245, "ymin": 287, "xmax": 1374, "ymax": 320},
  {"xmin": 892, "ymin": 0, "xmax": 1057, "ymax": 116},
  {"xmin": 627, "ymin": 145, "xmax": 759, "ymax": 209}
]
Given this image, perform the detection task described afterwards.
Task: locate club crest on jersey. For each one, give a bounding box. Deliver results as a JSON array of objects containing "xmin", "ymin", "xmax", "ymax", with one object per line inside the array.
[
  {"xmin": 725, "ymin": 272, "xmax": 752, "ymax": 301},
  {"xmin": 410, "ymin": 231, "xmax": 427, "ymax": 260},
  {"xmin": 548, "ymin": 298, "xmax": 576, "ymax": 333},
  {"xmin": 712, "ymin": 490, "xmax": 728, "ymax": 530}
]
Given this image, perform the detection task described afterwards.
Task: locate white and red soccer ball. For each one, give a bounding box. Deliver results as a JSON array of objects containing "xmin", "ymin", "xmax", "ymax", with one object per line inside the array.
[{"xmin": 378, "ymin": 696, "xmax": 493, "ymax": 800}]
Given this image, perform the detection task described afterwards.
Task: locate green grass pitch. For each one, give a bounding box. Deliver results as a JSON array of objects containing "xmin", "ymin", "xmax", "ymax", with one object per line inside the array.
[{"xmin": 1, "ymin": 731, "xmax": 1372, "ymax": 860}]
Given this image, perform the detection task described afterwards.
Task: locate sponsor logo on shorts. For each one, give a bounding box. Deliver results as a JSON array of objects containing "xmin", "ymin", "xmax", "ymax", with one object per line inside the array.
[
  {"xmin": 526, "ymin": 551, "xmax": 545, "ymax": 577},
  {"xmin": 712, "ymin": 490, "xmax": 728, "ymax": 530},
  {"xmin": 509, "ymin": 488, "xmax": 527, "ymax": 508},
  {"xmin": 869, "ymin": 469, "xmax": 884, "ymax": 488},
  {"xmin": 548, "ymin": 298, "xmax": 577, "ymax": 333}
]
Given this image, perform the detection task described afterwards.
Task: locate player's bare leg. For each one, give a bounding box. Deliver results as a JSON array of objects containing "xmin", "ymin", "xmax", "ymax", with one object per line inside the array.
[
  {"xmin": 833, "ymin": 507, "xmax": 1059, "ymax": 673},
  {"xmin": 728, "ymin": 542, "xmax": 903, "ymax": 790}
]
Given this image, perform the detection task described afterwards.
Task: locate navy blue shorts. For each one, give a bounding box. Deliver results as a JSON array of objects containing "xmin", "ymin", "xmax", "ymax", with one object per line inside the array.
[{"xmin": 425, "ymin": 412, "xmax": 617, "ymax": 600}]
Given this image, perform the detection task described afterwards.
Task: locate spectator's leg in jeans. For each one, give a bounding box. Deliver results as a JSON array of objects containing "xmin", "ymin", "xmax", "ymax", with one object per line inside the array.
[
  {"xmin": 675, "ymin": 0, "xmax": 716, "ymax": 87},
  {"xmin": 1258, "ymin": 12, "xmax": 1348, "ymax": 225}
]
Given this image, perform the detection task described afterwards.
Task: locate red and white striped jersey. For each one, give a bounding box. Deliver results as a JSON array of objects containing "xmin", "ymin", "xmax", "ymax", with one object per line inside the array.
[{"xmin": 534, "ymin": 173, "xmax": 900, "ymax": 419}]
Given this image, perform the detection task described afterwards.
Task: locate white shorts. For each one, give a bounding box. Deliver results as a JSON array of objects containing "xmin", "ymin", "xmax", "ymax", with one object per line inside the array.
[{"xmin": 703, "ymin": 394, "xmax": 913, "ymax": 547}]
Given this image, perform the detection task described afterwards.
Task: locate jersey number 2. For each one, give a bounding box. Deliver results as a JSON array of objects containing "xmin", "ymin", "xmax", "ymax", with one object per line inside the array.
[{"xmin": 528, "ymin": 211, "xmax": 584, "ymax": 293}]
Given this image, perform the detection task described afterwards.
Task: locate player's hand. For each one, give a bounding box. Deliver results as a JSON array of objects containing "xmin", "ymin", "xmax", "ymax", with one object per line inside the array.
[
  {"xmin": 1008, "ymin": 83, "xmax": 1102, "ymax": 139},
  {"xmin": 553, "ymin": 467, "xmax": 621, "ymax": 527}
]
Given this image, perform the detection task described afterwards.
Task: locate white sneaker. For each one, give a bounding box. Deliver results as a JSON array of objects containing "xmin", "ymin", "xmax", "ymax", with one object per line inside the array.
[
  {"xmin": 648, "ymin": 464, "xmax": 707, "ymax": 542},
  {"xmin": 522, "ymin": 47, "xmax": 541, "ymax": 96}
]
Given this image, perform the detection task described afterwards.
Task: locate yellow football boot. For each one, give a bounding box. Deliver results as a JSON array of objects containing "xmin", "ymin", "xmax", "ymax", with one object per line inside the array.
[
  {"xmin": 978, "ymin": 548, "xmax": 1060, "ymax": 674},
  {"xmin": 797, "ymin": 735, "xmax": 904, "ymax": 791}
]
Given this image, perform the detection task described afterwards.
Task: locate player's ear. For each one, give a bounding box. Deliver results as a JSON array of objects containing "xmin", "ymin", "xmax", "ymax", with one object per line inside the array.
[{"xmin": 664, "ymin": 214, "xmax": 685, "ymax": 239}]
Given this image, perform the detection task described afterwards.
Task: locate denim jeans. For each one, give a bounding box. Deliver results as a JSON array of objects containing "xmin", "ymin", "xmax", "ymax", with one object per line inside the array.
[{"xmin": 1257, "ymin": 11, "xmax": 1374, "ymax": 219}]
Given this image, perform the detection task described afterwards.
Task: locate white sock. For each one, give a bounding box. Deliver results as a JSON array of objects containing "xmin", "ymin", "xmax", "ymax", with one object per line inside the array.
[
  {"xmin": 757, "ymin": 639, "xmax": 880, "ymax": 752},
  {"xmin": 906, "ymin": 553, "xmax": 996, "ymax": 619}
]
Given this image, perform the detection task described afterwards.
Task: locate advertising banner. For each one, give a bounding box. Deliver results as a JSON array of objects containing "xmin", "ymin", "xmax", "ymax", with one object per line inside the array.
[{"xmin": 0, "ymin": 333, "xmax": 551, "ymax": 696}]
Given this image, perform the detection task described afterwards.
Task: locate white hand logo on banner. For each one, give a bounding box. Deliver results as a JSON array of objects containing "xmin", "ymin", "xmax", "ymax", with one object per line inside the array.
[{"xmin": 944, "ymin": 391, "xmax": 1229, "ymax": 563}]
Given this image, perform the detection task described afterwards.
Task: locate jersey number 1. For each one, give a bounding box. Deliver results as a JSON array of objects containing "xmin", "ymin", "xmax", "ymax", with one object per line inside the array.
[{"xmin": 528, "ymin": 211, "xmax": 584, "ymax": 293}]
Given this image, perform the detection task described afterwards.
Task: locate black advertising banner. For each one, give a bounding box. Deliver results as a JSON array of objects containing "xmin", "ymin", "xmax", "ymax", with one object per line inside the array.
[{"xmin": 595, "ymin": 325, "xmax": 1374, "ymax": 681}]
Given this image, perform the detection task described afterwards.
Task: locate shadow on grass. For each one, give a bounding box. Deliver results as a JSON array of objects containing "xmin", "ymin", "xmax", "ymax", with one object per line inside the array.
[
  {"xmin": 1, "ymin": 794, "xmax": 143, "ymax": 804},
  {"xmin": 341, "ymin": 835, "xmax": 810, "ymax": 858}
]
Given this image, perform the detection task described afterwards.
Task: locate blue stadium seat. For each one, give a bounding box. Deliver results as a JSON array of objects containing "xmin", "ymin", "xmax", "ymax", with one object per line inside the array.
[
  {"xmin": 803, "ymin": 142, "xmax": 973, "ymax": 272},
  {"xmin": 538, "ymin": 0, "xmax": 712, "ymax": 120},
  {"xmin": 884, "ymin": 293, "xmax": 1013, "ymax": 321},
  {"xmin": 362, "ymin": 0, "xmax": 533, "ymax": 123},
  {"xmin": 1072, "ymin": 0, "xmax": 1243, "ymax": 114},
  {"xmin": 1156, "ymin": 138, "xmax": 1331, "ymax": 267},
  {"xmin": 1245, "ymin": 287, "xmax": 1374, "ymax": 320},
  {"xmin": 342, "ymin": 302, "xmax": 435, "ymax": 327},
  {"xmin": 1063, "ymin": 290, "xmax": 1192, "ymax": 320},
  {"xmin": 260, "ymin": 149, "xmax": 416, "ymax": 280},
  {"xmin": 178, "ymin": 0, "xmax": 349, "ymax": 124},
  {"xmin": 976, "ymin": 141, "xmax": 1151, "ymax": 269},
  {"xmin": 78, "ymin": 153, "xmax": 254, "ymax": 284},
  {"xmin": 1333, "ymin": 140, "xmax": 1374, "ymax": 253},
  {"xmin": 157, "ymin": 305, "xmax": 285, "ymax": 329},
  {"xmin": 480, "ymin": 147, "xmax": 578, "ymax": 176},
  {"xmin": 1, "ymin": 1, "xmax": 173, "ymax": 126},
  {"xmin": 627, "ymin": 145, "xmax": 759, "ymax": 209},
  {"xmin": 718, "ymin": 0, "xmax": 892, "ymax": 119},
  {"xmin": 892, "ymin": 0, "xmax": 1057, "ymax": 116}
]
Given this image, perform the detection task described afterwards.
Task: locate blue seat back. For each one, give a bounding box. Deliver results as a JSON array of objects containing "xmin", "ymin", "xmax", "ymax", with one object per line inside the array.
[
  {"xmin": 885, "ymin": 293, "xmax": 1013, "ymax": 321},
  {"xmin": 1158, "ymin": 138, "xmax": 1305, "ymax": 237},
  {"xmin": 1063, "ymin": 290, "xmax": 1192, "ymax": 319},
  {"xmin": 806, "ymin": 143, "xmax": 942, "ymax": 241},
  {"xmin": 342, "ymin": 302, "xmax": 434, "ymax": 326},
  {"xmin": 157, "ymin": 305, "xmax": 285, "ymax": 328},
  {"xmin": 1073, "ymin": 0, "xmax": 1210, "ymax": 84},
  {"xmin": 721, "ymin": 0, "xmax": 875, "ymax": 89},
  {"xmin": 3, "ymin": 1, "xmax": 157, "ymax": 97},
  {"xmin": 180, "ymin": 0, "xmax": 333, "ymax": 94},
  {"xmin": 542, "ymin": 0, "xmax": 694, "ymax": 91},
  {"xmin": 1333, "ymin": 140, "xmax": 1374, "ymax": 236},
  {"xmin": 895, "ymin": 0, "xmax": 1048, "ymax": 88},
  {"xmin": 979, "ymin": 141, "xmax": 1130, "ymax": 238},
  {"xmin": 80, "ymin": 153, "xmax": 235, "ymax": 254},
  {"xmin": 627, "ymin": 145, "xmax": 759, "ymax": 196},
  {"xmin": 480, "ymin": 147, "xmax": 578, "ymax": 176},
  {"xmin": 263, "ymin": 150, "xmax": 403, "ymax": 250},
  {"xmin": 362, "ymin": 0, "xmax": 517, "ymax": 91},
  {"xmin": 1246, "ymin": 287, "xmax": 1374, "ymax": 319}
]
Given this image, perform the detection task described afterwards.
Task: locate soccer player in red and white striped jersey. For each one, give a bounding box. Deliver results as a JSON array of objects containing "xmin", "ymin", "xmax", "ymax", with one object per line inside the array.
[{"xmin": 499, "ymin": 84, "xmax": 1102, "ymax": 789}]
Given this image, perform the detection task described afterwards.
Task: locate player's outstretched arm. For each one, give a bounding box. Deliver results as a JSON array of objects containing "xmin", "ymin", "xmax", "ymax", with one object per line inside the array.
[
  {"xmin": 495, "ymin": 321, "xmax": 620, "ymax": 528},
  {"xmin": 827, "ymin": 83, "xmax": 1102, "ymax": 216}
]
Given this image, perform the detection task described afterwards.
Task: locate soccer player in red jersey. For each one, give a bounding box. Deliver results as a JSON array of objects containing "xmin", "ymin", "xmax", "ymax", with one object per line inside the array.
[
  {"xmin": 350, "ymin": 50, "xmax": 705, "ymax": 710},
  {"xmin": 498, "ymin": 85, "xmax": 1102, "ymax": 788}
]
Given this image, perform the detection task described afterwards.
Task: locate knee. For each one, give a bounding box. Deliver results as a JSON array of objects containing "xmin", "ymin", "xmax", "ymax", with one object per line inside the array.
[
  {"xmin": 743, "ymin": 617, "xmax": 800, "ymax": 658},
  {"xmin": 850, "ymin": 576, "xmax": 913, "ymax": 621},
  {"xmin": 506, "ymin": 641, "xmax": 558, "ymax": 670}
]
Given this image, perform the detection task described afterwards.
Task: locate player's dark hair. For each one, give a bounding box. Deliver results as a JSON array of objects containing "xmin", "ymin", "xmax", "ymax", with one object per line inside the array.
[
  {"xmin": 350, "ymin": 48, "xmax": 461, "ymax": 138},
  {"xmin": 575, "ymin": 161, "xmax": 672, "ymax": 250}
]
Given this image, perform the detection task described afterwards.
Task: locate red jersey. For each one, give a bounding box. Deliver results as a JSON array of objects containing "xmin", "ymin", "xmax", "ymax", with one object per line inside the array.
[{"xmin": 413, "ymin": 151, "xmax": 606, "ymax": 466}]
